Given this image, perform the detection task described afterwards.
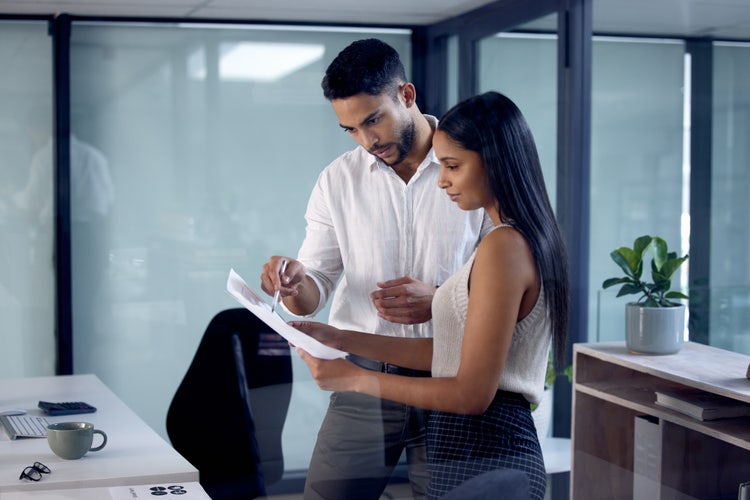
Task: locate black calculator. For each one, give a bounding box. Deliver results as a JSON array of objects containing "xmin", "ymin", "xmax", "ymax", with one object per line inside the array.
[{"xmin": 38, "ymin": 400, "xmax": 97, "ymax": 416}]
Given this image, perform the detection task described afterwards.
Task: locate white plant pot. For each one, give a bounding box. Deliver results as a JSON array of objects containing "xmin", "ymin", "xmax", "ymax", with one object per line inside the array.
[
  {"xmin": 625, "ymin": 302, "xmax": 686, "ymax": 355},
  {"xmin": 532, "ymin": 388, "xmax": 553, "ymax": 445}
]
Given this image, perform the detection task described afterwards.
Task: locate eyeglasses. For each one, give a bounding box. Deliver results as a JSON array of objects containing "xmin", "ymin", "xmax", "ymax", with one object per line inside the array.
[{"xmin": 19, "ymin": 461, "xmax": 51, "ymax": 481}]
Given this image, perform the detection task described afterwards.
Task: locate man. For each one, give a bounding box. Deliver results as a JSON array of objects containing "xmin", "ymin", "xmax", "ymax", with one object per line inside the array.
[
  {"xmin": 260, "ymin": 38, "xmax": 491, "ymax": 500},
  {"xmin": 5, "ymin": 107, "xmax": 114, "ymax": 354}
]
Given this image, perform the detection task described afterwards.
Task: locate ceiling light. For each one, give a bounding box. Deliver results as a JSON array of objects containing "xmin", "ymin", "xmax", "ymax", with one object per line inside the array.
[{"xmin": 188, "ymin": 42, "xmax": 324, "ymax": 82}]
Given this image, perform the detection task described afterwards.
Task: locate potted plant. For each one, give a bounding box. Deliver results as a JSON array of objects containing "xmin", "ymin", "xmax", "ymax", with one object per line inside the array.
[{"xmin": 602, "ymin": 235, "xmax": 689, "ymax": 354}]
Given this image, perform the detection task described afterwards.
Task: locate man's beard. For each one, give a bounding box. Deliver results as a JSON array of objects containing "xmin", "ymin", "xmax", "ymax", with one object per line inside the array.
[{"xmin": 381, "ymin": 119, "xmax": 415, "ymax": 167}]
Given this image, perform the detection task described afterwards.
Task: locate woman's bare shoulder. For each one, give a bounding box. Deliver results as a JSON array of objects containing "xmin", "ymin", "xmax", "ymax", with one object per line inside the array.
[{"xmin": 478, "ymin": 224, "xmax": 530, "ymax": 255}]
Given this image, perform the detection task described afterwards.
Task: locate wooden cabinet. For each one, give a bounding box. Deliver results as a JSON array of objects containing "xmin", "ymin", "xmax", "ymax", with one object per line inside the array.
[{"xmin": 571, "ymin": 341, "xmax": 750, "ymax": 499}]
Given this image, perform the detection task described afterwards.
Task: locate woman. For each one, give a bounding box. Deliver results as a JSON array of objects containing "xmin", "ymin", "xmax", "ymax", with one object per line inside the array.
[{"xmin": 293, "ymin": 91, "xmax": 569, "ymax": 500}]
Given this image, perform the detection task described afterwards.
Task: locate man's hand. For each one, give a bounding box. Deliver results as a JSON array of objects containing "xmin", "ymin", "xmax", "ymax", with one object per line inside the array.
[
  {"xmin": 370, "ymin": 276, "xmax": 437, "ymax": 325},
  {"xmin": 260, "ymin": 256, "xmax": 321, "ymax": 316},
  {"xmin": 260, "ymin": 256, "xmax": 305, "ymax": 298}
]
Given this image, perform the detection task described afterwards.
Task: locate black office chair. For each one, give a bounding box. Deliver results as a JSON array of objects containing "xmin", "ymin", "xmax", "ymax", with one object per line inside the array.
[
  {"xmin": 166, "ymin": 308, "xmax": 293, "ymax": 500},
  {"xmin": 440, "ymin": 468, "xmax": 530, "ymax": 500}
]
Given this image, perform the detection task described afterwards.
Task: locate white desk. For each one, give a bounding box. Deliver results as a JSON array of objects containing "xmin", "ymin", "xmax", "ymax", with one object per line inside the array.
[
  {"xmin": 0, "ymin": 374, "xmax": 198, "ymax": 493},
  {"xmin": 0, "ymin": 482, "xmax": 211, "ymax": 499}
]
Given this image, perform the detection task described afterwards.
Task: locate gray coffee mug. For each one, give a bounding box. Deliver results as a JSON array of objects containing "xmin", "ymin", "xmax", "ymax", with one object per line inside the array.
[{"xmin": 46, "ymin": 422, "xmax": 107, "ymax": 460}]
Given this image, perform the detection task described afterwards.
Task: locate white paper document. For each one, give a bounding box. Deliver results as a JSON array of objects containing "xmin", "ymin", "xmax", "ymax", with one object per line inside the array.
[
  {"xmin": 226, "ymin": 268, "xmax": 348, "ymax": 360},
  {"xmin": 109, "ymin": 482, "xmax": 211, "ymax": 499}
]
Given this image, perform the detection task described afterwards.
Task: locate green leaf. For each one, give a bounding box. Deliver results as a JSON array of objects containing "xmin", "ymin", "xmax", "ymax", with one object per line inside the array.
[
  {"xmin": 651, "ymin": 236, "xmax": 668, "ymax": 271},
  {"xmin": 545, "ymin": 370, "xmax": 556, "ymax": 388},
  {"xmin": 605, "ymin": 235, "xmax": 689, "ymax": 307},
  {"xmin": 651, "ymin": 267, "xmax": 669, "ymax": 282},
  {"xmin": 660, "ymin": 255, "xmax": 689, "ymax": 280},
  {"xmin": 602, "ymin": 277, "xmax": 631, "ymax": 289},
  {"xmin": 643, "ymin": 297, "xmax": 660, "ymax": 307},
  {"xmin": 633, "ymin": 235, "xmax": 653, "ymax": 257},
  {"xmin": 650, "ymin": 280, "xmax": 671, "ymax": 294},
  {"xmin": 562, "ymin": 365, "xmax": 573, "ymax": 382},
  {"xmin": 616, "ymin": 283, "xmax": 642, "ymax": 297},
  {"xmin": 611, "ymin": 248, "xmax": 637, "ymax": 276},
  {"xmin": 634, "ymin": 259, "xmax": 644, "ymax": 280}
]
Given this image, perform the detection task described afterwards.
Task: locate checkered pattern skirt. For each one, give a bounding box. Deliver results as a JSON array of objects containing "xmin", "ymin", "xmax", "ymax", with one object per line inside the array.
[{"xmin": 426, "ymin": 390, "xmax": 546, "ymax": 499}]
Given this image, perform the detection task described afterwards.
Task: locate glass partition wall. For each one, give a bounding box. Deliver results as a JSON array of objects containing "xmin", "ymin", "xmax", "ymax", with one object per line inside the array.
[
  {"xmin": 709, "ymin": 43, "xmax": 750, "ymax": 353},
  {"xmin": 478, "ymin": 31, "xmax": 558, "ymax": 208},
  {"xmin": 0, "ymin": 20, "xmax": 56, "ymax": 379},
  {"xmin": 4, "ymin": 5, "xmax": 750, "ymax": 490},
  {"xmin": 0, "ymin": 19, "xmax": 411, "ymax": 476},
  {"xmin": 67, "ymin": 23, "xmax": 411, "ymax": 472},
  {"xmin": 591, "ymin": 38, "xmax": 750, "ymax": 349},
  {"xmin": 591, "ymin": 37, "xmax": 686, "ymax": 342}
]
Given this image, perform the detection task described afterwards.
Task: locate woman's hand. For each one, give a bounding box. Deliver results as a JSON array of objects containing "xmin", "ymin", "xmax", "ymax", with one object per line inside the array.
[
  {"xmin": 296, "ymin": 348, "xmax": 364, "ymax": 392},
  {"xmin": 289, "ymin": 321, "xmax": 344, "ymax": 350}
]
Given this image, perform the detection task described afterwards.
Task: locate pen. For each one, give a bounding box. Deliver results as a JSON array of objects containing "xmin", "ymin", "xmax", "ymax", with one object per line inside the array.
[{"xmin": 271, "ymin": 259, "xmax": 287, "ymax": 313}]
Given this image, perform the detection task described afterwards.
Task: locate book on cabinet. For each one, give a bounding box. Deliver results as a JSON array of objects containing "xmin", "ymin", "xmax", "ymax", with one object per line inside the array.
[{"xmin": 654, "ymin": 387, "xmax": 750, "ymax": 421}]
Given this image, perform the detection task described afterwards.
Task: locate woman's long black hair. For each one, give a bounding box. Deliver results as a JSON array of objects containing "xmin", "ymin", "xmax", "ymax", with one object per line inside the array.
[{"xmin": 437, "ymin": 91, "xmax": 570, "ymax": 369}]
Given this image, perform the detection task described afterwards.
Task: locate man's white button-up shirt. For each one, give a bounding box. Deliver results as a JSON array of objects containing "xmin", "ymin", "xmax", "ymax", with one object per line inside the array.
[{"xmin": 296, "ymin": 118, "xmax": 492, "ymax": 339}]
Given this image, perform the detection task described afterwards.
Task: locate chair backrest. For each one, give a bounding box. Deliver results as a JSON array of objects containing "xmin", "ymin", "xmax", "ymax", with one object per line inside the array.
[
  {"xmin": 166, "ymin": 308, "xmax": 292, "ymax": 500},
  {"xmin": 440, "ymin": 468, "xmax": 530, "ymax": 500}
]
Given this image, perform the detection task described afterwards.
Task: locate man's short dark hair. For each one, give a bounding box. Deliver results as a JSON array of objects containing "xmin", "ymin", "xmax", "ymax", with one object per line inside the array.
[{"xmin": 321, "ymin": 38, "xmax": 407, "ymax": 101}]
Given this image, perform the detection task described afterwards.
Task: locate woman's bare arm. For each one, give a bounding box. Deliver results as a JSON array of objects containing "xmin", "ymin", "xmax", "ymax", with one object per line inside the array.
[
  {"xmin": 291, "ymin": 321, "xmax": 433, "ymax": 371},
  {"xmin": 297, "ymin": 228, "xmax": 540, "ymax": 414}
]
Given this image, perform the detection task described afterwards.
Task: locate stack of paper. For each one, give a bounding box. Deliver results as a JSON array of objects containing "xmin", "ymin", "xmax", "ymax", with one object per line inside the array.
[{"xmin": 226, "ymin": 268, "xmax": 347, "ymax": 360}]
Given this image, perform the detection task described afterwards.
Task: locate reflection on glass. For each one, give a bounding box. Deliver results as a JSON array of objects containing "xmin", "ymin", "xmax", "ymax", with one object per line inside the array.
[
  {"xmin": 69, "ymin": 23, "xmax": 411, "ymax": 474},
  {"xmin": 188, "ymin": 42, "xmax": 326, "ymax": 82},
  {"xmin": 0, "ymin": 21, "xmax": 56, "ymax": 378}
]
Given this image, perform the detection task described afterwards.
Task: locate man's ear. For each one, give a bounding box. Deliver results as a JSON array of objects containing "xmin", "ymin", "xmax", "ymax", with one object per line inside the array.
[{"xmin": 400, "ymin": 83, "xmax": 417, "ymax": 108}]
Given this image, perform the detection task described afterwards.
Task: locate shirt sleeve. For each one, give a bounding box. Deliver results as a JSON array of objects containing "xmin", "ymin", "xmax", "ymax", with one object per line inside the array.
[
  {"xmin": 295, "ymin": 170, "xmax": 344, "ymax": 317},
  {"xmin": 13, "ymin": 142, "xmax": 53, "ymax": 222}
]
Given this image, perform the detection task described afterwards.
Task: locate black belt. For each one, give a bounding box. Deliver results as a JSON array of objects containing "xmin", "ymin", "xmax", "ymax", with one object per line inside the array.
[{"xmin": 347, "ymin": 354, "xmax": 431, "ymax": 377}]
